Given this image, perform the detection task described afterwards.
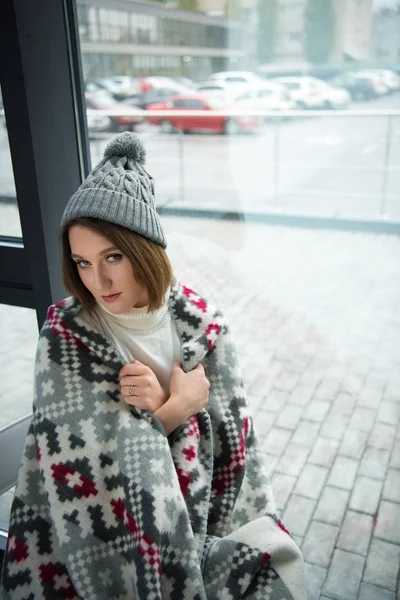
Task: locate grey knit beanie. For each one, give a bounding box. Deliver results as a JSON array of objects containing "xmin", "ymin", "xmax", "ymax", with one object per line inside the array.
[{"xmin": 60, "ymin": 132, "xmax": 166, "ymax": 247}]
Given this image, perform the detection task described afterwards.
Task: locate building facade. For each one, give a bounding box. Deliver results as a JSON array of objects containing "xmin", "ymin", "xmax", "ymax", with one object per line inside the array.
[
  {"xmin": 77, "ymin": 0, "xmax": 377, "ymax": 84},
  {"xmin": 333, "ymin": 0, "xmax": 373, "ymax": 62},
  {"xmin": 77, "ymin": 0, "xmax": 246, "ymax": 81}
]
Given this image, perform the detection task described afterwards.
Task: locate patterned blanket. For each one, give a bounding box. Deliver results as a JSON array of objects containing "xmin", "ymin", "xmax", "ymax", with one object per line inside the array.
[{"xmin": 1, "ymin": 281, "xmax": 305, "ymax": 599}]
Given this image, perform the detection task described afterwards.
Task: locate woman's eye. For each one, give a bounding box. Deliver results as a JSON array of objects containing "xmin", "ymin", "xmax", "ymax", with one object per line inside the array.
[
  {"xmin": 106, "ymin": 254, "xmax": 122, "ymax": 263},
  {"xmin": 75, "ymin": 260, "xmax": 90, "ymax": 269}
]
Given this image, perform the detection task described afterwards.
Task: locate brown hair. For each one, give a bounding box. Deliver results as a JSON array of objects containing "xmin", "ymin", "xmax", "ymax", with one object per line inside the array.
[{"xmin": 61, "ymin": 217, "xmax": 173, "ymax": 312}]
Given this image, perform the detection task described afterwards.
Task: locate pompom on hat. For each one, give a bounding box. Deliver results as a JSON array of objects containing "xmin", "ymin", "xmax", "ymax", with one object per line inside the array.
[{"xmin": 60, "ymin": 132, "xmax": 166, "ymax": 247}]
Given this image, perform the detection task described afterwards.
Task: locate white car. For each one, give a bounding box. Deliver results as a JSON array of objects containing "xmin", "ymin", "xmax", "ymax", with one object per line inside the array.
[
  {"xmin": 355, "ymin": 72, "xmax": 388, "ymax": 95},
  {"xmin": 95, "ymin": 76, "xmax": 142, "ymax": 98},
  {"xmin": 273, "ymin": 77, "xmax": 326, "ymax": 109},
  {"xmin": 208, "ymin": 71, "xmax": 266, "ymax": 95},
  {"xmin": 196, "ymin": 81, "xmax": 243, "ymax": 104},
  {"xmin": 312, "ymin": 79, "xmax": 352, "ymax": 109},
  {"xmin": 361, "ymin": 70, "xmax": 399, "ymax": 92},
  {"xmin": 86, "ymin": 108, "xmax": 112, "ymax": 134},
  {"xmin": 234, "ymin": 83, "xmax": 295, "ymax": 118},
  {"xmin": 143, "ymin": 76, "xmax": 186, "ymax": 90}
]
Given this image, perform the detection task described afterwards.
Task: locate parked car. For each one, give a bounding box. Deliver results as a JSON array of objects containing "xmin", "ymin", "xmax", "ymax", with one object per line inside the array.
[
  {"xmin": 360, "ymin": 69, "xmax": 400, "ymax": 92},
  {"xmin": 329, "ymin": 72, "xmax": 380, "ymax": 101},
  {"xmin": 85, "ymin": 76, "xmax": 144, "ymax": 100},
  {"xmin": 208, "ymin": 71, "xmax": 266, "ymax": 95},
  {"xmin": 311, "ymin": 79, "xmax": 351, "ymax": 109},
  {"xmin": 123, "ymin": 85, "xmax": 191, "ymax": 109},
  {"xmin": 209, "ymin": 70, "xmax": 266, "ymax": 85},
  {"xmin": 97, "ymin": 76, "xmax": 144, "ymax": 99},
  {"xmin": 234, "ymin": 83, "xmax": 295, "ymax": 120},
  {"xmin": 142, "ymin": 76, "xmax": 186, "ymax": 91},
  {"xmin": 86, "ymin": 108, "xmax": 112, "ymax": 135},
  {"xmin": 85, "ymin": 91, "xmax": 145, "ymax": 131},
  {"xmin": 195, "ymin": 81, "xmax": 243, "ymax": 104},
  {"xmin": 146, "ymin": 94, "xmax": 261, "ymax": 134},
  {"xmin": 273, "ymin": 77, "xmax": 326, "ymax": 109},
  {"xmin": 173, "ymin": 76, "xmax": 196, "ymax": 89},
  {"xmin": 354, "ymin": 72, "xmax": 388, "ymax": 96}
]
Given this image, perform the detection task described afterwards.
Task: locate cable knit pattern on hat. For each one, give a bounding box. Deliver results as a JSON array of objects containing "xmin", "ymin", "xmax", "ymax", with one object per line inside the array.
[{"xmin": 60, "ymin": 132, "xmax": 166, "ymax": 247}]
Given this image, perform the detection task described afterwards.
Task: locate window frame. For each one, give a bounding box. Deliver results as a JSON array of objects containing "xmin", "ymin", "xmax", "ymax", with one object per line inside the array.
[
  {"xmin": 0, "ymin": 0, "xmax": 90, "ymax": 327},
  {"xmin": 0, "ymin": 0, "xmax": 91, "ymax": 545}
]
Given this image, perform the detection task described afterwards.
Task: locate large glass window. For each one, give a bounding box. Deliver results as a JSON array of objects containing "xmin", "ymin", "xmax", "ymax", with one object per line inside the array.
[
  {"xmin": 0, "ymin": 86, "xmax": 21, "ymax": 238},
  {"xmin": 1, "ymin": 0, "xmax": 399, "ymax": 591},
  {"xmin": 0, "ymin": 304, "xmax": 37, "ymax": 429},
  {"xmin": 1, "ymin": 0, "xmax": 393, "ymax": 597},
  {"xmin": 0, "ymin": 302, "xmax": 38, "ymax": 530},
  {"xmin": 0, "ymin": 303, "xmax": 37, "ymax": 549}
]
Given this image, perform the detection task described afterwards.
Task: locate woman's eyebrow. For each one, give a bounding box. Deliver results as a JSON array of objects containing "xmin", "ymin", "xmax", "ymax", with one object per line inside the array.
[{"xmin": 71, "ymin": 246, "xmax": 119, "ymax": 259}]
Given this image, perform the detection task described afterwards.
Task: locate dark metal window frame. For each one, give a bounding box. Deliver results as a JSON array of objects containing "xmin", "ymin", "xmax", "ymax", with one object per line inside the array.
[
  {"xmin": 0, "ymin": 0, "xmax": 90, "ymax": 541},
  {"xmin": 0, "ymin": 0, "xmax": 90, "ymax": 326}
]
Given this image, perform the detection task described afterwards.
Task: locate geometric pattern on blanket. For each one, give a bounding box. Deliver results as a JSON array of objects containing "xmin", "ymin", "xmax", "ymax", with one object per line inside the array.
[{"xmin": 1, "ymin": 279, "xmax": 305, "ymax": 599}]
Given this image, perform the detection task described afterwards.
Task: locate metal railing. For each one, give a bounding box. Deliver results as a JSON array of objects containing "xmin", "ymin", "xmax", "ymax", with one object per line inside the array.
[
  {"xmin": 2, "ymin": 107, "xmax": 400, "ymax": 228},
  {"xmin": 87, "ymin": 107, "xmax": 400, "ymax": 223}
]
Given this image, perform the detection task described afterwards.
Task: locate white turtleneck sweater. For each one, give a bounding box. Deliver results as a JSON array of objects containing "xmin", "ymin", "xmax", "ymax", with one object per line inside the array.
[{"xmin": 80, "ymin": 291, "xmax": 182, "ymax": 394}]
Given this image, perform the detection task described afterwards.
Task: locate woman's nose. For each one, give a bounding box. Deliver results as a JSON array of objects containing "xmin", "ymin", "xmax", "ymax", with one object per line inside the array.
[{"xmin": 92, "ymin": 266, "xmax": 111, "ymax": 291}]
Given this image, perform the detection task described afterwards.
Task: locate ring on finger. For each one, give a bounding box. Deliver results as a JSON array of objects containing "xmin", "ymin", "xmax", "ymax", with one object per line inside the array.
[{"xmin": 128, "ymin": 385, "xmax": 136, "ymax": 396}]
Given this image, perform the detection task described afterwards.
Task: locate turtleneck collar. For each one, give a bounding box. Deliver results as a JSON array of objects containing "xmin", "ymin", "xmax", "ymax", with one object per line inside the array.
[{"xmin": 95, "ymin": 287, "xmax": 170, "ymax": 334}]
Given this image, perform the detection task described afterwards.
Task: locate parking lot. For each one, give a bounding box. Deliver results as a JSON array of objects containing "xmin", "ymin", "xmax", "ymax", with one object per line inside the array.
[{"xmin": 1, "ymin": 91, "xmax": 399, "ymax": 239}]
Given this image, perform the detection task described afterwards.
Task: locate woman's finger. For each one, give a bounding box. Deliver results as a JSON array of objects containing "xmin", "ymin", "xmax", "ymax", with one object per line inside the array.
[
  {"xmin": 121, "ymin": 384, "xmax": 141, "ymax": 398},
  {"xmin": 119, "ymin": 361, "xmax": 148, "ymax": 379},
  {"xmin": 120, "ymin": 375, "xmax": 146, "ymax": 389}
]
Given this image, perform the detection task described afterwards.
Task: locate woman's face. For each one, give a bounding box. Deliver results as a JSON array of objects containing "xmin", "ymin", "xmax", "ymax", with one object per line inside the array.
[{"xmin": 68, "ymin": 224, "xmax": 149, "ymax": 313}]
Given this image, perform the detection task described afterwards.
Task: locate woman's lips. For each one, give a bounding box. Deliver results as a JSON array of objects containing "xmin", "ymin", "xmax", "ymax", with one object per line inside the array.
[{"xmin": 101, "ymin": 293, "xmax": 121, "ymax": 303}]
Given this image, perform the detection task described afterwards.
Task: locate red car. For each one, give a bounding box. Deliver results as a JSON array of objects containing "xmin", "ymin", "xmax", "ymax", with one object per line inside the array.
[{"xmin": 146, "ymin": 94, "xmax": 261, "ymax": 134}]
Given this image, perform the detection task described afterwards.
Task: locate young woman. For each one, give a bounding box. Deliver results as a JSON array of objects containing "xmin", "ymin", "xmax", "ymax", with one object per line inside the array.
[{"xmin": 1, "ymin": 133, "xmax": 305, "ymax": 599}]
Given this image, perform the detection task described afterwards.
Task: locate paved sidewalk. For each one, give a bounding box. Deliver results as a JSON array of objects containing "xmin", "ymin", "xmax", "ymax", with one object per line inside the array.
[
  {"xmin": 166, "ymin": 218, "xmax": 400, "ymax": 600},
  {"xmin": 1, "ymin": 217, "xmax": 400, "ymax": 599}
]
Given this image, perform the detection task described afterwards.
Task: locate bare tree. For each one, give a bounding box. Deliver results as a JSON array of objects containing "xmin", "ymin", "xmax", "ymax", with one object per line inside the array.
[
  {"xmin": 257, "ymin": 0, "xmax": 278, "ymax": 64},
  {"xmin": 304, "ymin": 0, "xmax": 335, "ymax": 64}
]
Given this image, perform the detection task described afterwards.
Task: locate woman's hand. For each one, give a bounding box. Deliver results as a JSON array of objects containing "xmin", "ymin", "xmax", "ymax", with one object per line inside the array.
[
  {"xmin": 119, "ymin": 360, "xmax": 168, "ymax": 413},
  {"xmin": 154, "ymin": 362, "xmax": 210, "ymax": 435},
  {"xmin": 169, "ymin": 362, "xmax": 210, "ymax": 421}
]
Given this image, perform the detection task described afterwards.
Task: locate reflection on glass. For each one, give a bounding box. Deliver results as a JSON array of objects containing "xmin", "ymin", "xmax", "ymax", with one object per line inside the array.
[
  {"xmin": 0, "ymin": 304, "xmax": 37, "ymax": 429},
  {"xmin": 164, "ymin": 212, "xmax": 400, "ymax": 600},
  {"xmin": 0, "ymin": 86, "xmax": 22, "ymax": 238},
  {"xmin": 76, "ymin": 1, "xmax": 400, "ymax": 596},
  {"xmin": 77, "ymin": 0, "xmax": 400, "ymax": 222},
  {"xmin": 0, "ymin": 487, "xmax": 14, "ymax": 536},
  {"xmin": 0, "ymin": 305, "xmax": 36, "ymax": 542}
]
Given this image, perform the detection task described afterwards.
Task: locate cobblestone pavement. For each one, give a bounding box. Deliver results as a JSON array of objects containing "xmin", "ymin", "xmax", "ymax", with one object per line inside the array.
[{"xmin": 1, "ymin": 217, "xmax": 400, "ymax": 599}]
